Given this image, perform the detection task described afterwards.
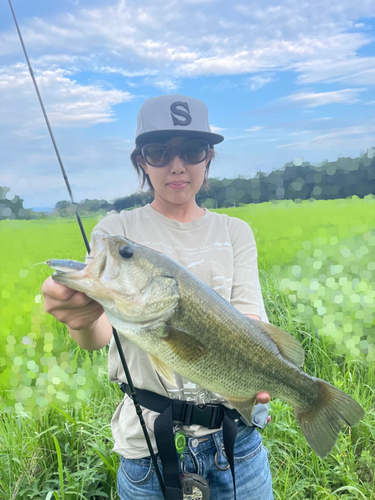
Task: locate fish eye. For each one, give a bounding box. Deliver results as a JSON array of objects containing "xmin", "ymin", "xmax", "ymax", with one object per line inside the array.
[{"xmin": 119, "ymin": 245, "xmax": 133, "ymax": 259}]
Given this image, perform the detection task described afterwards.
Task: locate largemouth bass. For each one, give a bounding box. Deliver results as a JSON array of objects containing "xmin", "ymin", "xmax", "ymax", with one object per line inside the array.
[{"xmin": 47, "ymin": 234, "xmax": 364, "ymax": 457}]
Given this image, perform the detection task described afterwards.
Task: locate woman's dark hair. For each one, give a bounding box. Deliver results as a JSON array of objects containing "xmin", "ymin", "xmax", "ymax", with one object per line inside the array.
[
  {"xmin": 130, "ymin": 141, "xmax": 215, "ymax": 192},
  {"xmin": 130, "ymin": 145, "xmax": 153, "ymax": 191}
]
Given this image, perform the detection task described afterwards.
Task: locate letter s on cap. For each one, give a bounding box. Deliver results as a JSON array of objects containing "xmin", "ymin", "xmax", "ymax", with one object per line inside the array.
[{"xmin": 170, "ymin": 101, "xmax": 192, "ymax": 126}]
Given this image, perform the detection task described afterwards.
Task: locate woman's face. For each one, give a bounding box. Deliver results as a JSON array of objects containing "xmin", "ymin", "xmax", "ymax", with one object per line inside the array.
[{"xmin": 138, "ymin": 136, "xmax": 213, "ymax": 207}]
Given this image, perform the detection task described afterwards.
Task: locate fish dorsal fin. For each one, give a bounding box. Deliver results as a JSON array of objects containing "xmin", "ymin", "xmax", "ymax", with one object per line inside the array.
[
  {"xmin": 150, "ymin": 355, "xmax": 175, "ymax": 383},
  {"xmin": 226, "ymin": 396, "xmax": 257, "ymax": 426},
  {"xmin": 256, "ymin": 321, "xmax": 304, "ymax": 367}
]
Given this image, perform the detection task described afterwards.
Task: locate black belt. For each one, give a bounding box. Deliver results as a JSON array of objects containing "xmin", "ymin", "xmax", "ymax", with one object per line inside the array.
[{"xmin": 120, "ymin": 383, "xmax": 242, "ymax": 500}]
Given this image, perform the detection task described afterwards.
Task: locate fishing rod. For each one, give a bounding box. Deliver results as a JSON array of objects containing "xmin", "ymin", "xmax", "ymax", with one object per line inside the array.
[{"xmin": 7, "ymin": 1, "xmax": 166, "ymax": 496}]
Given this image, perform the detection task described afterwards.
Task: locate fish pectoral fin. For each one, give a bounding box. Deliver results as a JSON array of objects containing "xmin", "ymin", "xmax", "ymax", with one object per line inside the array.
[
  {"xmin": 257, "ymin": 321, "xmax": 305, "ymax": 367},
  {"xmin": 149, "ymin": 355, "xmax": 175, "ymax": 383},
  {"xmin": 164, "ymin": 325, "xmax": 208, "ymax": 363},
  {"xmin": 226, "ymin": 396, "xmax": 257, "ymax": 426}
]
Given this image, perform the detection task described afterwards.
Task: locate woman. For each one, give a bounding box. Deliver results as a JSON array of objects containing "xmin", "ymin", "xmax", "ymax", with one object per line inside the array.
[{"xmin": 42, "ymin": 94, "xmax": 274, "ymax": 499}]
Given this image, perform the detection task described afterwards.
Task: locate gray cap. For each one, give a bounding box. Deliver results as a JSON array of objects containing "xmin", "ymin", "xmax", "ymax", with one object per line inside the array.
[{"xmin": 134, "ymin": 94, "xmax": 224, "ymax": 146}]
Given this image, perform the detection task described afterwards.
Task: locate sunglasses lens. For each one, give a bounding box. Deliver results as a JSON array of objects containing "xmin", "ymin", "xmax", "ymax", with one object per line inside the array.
[
  {"xmin": 142, "ymin": 140, "xmax": 209, "ymax": 167},
  {"xmin": 142, "ymin": 144, "xmax": 172, "ymax": 167},
  {"xmin": 181, "ymin": 140, "xmax": 208, "ymax": 164}
]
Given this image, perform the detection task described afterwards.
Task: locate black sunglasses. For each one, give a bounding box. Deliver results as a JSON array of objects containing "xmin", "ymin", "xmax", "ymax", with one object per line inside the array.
[{"xmin": 141, "ymin": 139, "xmax": 210, "ymax": 168}]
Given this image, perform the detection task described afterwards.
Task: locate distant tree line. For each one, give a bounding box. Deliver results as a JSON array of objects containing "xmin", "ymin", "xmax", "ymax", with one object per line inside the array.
[
  {"xmin": 194, "ymin": 149, "xmax": 375, "ymax": 208},
  {"xmin": 2, "ymin": 149, "xmax": 374, "ymax": 220},
  {"xmin": 0, "ymin": 186, "xmax": 38, "ymax": 220},
  {"xmin": 53, "ymin": 193, "xmax": 155, "ymax": 217},
  {"xmin": 109, "ymin": 148, "xmax": 375, "ymax": 211},
  {"xmin": 111, "ymin": 191, "xmax": 154, "ymax": 212},
  {"xmin": 55, "ymin": 199, "xmax": 112, "ymax": 218}
]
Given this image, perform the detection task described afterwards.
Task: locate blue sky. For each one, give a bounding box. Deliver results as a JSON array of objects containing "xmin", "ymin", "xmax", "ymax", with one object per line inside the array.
[{"xmin": 0, "ymin": 0, "xmax": 374, "ymax": 209}]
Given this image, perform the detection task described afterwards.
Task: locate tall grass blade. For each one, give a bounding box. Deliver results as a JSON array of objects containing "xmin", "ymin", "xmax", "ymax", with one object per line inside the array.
[{"xmin": 52, "ymin": 434, "xmax": 65, "ymax": 500}]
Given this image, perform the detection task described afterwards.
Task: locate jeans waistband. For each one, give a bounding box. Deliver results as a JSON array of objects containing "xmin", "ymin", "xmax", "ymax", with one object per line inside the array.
[{"xmin": 183, "ymin": 420, "xmax": 251, "ymax": 454}]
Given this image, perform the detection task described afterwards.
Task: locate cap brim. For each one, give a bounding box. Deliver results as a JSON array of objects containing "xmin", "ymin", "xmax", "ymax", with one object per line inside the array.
[{"xmin": 135, "ymin": 129, "xmax": 224, "ymax": 147}]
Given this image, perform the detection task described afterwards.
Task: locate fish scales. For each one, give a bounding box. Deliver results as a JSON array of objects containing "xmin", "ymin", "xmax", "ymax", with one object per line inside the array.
[{"xmin": 151, "ymin": 261, "xmax": 317, "ymax": 408}]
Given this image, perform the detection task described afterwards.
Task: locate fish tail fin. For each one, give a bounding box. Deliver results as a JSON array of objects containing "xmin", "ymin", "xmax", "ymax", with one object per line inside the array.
[{"xmin": 295, "ymin": 379, "xmax": 364, "ymax": 457}]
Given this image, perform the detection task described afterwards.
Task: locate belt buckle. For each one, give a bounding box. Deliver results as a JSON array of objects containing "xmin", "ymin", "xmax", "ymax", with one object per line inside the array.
[{"xmin": 181, "ymin": 402, "xmax": 224, "ymax": 429}]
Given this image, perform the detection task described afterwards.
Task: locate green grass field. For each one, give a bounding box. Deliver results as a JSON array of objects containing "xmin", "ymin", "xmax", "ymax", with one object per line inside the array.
[{"xmin": 0, "ymin": 197, "xmax": 374, "ymax": 499}]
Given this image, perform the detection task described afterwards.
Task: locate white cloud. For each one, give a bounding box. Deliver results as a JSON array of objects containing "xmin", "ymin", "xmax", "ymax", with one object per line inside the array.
[
  {"xmin": 185, "ymin": 0, "xmax": 217, "ymax": 3},
  {"xmin": 245, "ymin": 126, "xmax": 264, "ymax": 132},
  {"xmin": 202, "ymin": 79, "xmax": 239, "ymax": 93},
  {"xmin": 310, "ymin": 117, "xmax": 333, "ymax": 121},
  {"xmin": 0, "ymin": 61, "xmax": 137, "ymax": 208},
  {"xmin": 278, "ymin": 121, "xmax": 375, "ymax": 151},
  {"xmin": 290, "ymin": 130, "xmax": 312, "ymax": 136},
  {"xmin": 0, "ymin": 2, "xmax": 201, "ymax": 65},
  {"xmin": 210, "ymin": 125, "xmax": 227, "ymax": 133},
  {"xmin": 0, "ymin": 64, "xmax": 133, "ymax": 129},
  {"xmin": 32, "ymin": 54, "xmax": 94, "ymax": 71},
  {"xmin": 294, "ymin": 56, "xmax": 375, "ymax": 85},
  {"xmin": 100, "ymin": 66, "xmax": 159, "ymax": 78},
  {"xmin": 225, "ymin": 134, "xmax": 261, "ymax": 141},
  {"xmin": 287, "ymin": 88, "xmax": 367, "ymax": 108},
  {"xmin": 144, "ymin": 76, "xmax": 180, "ymax": 91},
  {"xmin": 1, "ymin": 0, "xmax": 374, "ymax": 85},
  {"xmin": 247, "ymin": 75, "xmax": 274, "ymax": 91},
  {"xmin": 174, "ymin": 31, "xmax": 372, "ymax": 78}
]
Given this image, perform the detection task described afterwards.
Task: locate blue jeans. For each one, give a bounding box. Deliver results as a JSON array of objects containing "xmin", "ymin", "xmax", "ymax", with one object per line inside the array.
[{"xmin": 117, "ymin": 422, "xmax": 273, "ymax": 499}]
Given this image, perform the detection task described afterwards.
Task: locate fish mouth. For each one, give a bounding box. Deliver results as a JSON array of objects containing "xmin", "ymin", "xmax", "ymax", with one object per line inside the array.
[
  {"xmin": 46, "ymin": 235, "xmax": 126, "ymax": 296},
  {"xmin": 47, "ymin": 232, "xmax": 109, "ymax": 278},
  {"xmin": 46, "ymin": 234, "xmax": 180, "ymax": 327},
  {"xmin": 46, "ymin": 250, "xmax": 107, "ymax": 280},
  {"xmin": 46, "ymin": 259, "xmax": 90, "ymax": 292}
]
